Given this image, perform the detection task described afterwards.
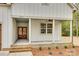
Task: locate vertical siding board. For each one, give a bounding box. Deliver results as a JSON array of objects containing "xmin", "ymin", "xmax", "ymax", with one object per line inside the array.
[
  {"xmin": 12, "ymin": 3, "xmax": 73, "ymax": 20},
  {"xmin": 7, "ymin": 7, "xmax": 13, "ymax": 47},
  {"xmin": 2, "ymin": 7, "xmax": 12, "ymax": 48},
  {"xmin": 2, "ymin": 7, "xmax": 8, "ymax": 48},
  {"xmin": 0, "ymin": 7, "xmax": 2, "ymax": 22}
]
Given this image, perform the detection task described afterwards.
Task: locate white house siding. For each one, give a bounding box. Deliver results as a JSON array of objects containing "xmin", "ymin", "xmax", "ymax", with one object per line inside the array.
[
  {"xmin": 31, "ymin": 19, "xmax": 53, "ymax": 42},
  {"xmin": 17, "ymin": 22, "xmax": 28, "ymax": 27},
  {"xmin": 0, "ymin": 3, "xmax": 73, "ymax": 49},
  {"xmin": 12, "ymin": 19, "xmax": 17, "ymax": 44},
  {"xmin": 11, "ymin": 3, "xmax": 73, "ymax": 20},
  {"xmin": 0, "ymin": 6, "xmax": 13, "ymax": 48},
  {"xmin": 0, "ymin": 7, "xmax": 3, "ymax": 23},
  {"xmin": 53, "ymin": 20, "xmax": 61, "ymax": 42},
  {"xmin": 53, "ymin": 20, "xmax": 71, "ymax": 43}
]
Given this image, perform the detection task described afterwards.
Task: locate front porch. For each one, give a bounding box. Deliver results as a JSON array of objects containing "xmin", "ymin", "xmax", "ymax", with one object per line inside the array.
[
  {"xmin": 12, "ymin": 18, "xmax": 31, "ymax": 45},
  {"xmin": 11, "ymin": 18, "xmax": 73, "ymax": 46}
]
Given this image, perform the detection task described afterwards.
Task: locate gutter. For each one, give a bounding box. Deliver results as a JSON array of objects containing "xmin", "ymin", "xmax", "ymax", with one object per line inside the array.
[{"xmin": 0, "ymin": 3, "xmax": 11, "ymax": 7}]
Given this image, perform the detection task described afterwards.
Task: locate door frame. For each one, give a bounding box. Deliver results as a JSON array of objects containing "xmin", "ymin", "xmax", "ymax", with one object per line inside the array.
[{"xmin": 17, "ymin": 27, "xmax": 27, "ymax": 39}]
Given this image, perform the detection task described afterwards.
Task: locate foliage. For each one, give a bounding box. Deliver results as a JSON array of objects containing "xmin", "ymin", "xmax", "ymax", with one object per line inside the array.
[
  {"xmin": 56, "ymin": 46, "xmax": 59, "ymax": 49},
  {"xmin": 62, "ymin": 11, "xmax": 79, "ymax": 36},
  {"xmin": 62, "ymin": 21, "xmax": 70, "ymax": 36},
  {"xmin": 39, "ymin": 47, "xmax": 42, "ymax": 51},
  {"xmin": 73, "ymin": 11, "xmax": 79, "ymax": 36},
  {"xmin": 64, "ymin": 46, "xmax": 67, "ymax": 49},
  {"xmin": 48, "ymin": 47, "xmax": 51, "ymax": 50},
  {"xmin": 72, "ymin": 46, "xmax": 75, "ymax": 48}
]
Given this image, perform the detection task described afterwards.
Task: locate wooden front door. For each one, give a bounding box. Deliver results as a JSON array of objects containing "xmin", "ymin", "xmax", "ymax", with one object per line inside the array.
[
  {"xmin": 0, "ymin": 24, "xmax": 1, "ymax": 50},
  {"xmin": 18, "ymin": 27, "xmax": 27, "ymax": 39}
]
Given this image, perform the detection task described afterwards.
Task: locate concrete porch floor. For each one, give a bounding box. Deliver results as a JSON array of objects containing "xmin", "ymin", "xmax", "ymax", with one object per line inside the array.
[
  {"xmin": 14, "ymin": 37, "xmax": 79, "ymax": 45},
  {"xmin": 14, "ymin": 39, "xmax": 29, "ymax": 45}
]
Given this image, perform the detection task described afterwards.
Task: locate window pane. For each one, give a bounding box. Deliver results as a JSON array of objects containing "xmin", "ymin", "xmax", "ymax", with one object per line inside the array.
[
  {"xmin": 41, "ymin": 29, "xmax": 46, "ymax": 33},
  {"xmin": 47, "ymin": 29, "xmax": 52, "ymax": 33},
  {"xmin": 41, "ymin": 23, "xmax": 46, "ymax": 28},
  {"xmin": 47, "ymin": 24, "xmax": 52, "ymax": 28}
]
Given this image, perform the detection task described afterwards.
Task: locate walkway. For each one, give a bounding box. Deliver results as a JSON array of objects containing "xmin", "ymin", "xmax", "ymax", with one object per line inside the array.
[{"xmin": 0, "ymin": 51, "xmax": 33, "ymax": 56}]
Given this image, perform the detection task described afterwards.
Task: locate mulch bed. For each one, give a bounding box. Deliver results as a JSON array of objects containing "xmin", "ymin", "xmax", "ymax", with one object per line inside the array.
[{"xmin": 32, "ymin": 47, "xmax": 79, "ymax": 56}]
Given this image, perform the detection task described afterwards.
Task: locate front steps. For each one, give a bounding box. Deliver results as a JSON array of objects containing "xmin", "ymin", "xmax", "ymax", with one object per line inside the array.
[
  {"xmin": 10, "ymin": 44, "xmax": 32, "ymax": 53},
  {"xmin": 4, "ymin": 43, "xmax": 73, "ymax": 53}
]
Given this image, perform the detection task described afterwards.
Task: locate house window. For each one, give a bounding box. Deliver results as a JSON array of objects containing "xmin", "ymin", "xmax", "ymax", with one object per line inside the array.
[
  {"xmin": 40, "ymin": 23, "xmax": 52, "ymax": 34},
  {"xmin": 41, "ymin": 23, "xmax": 46, "ymax": 34},
  {"xmin": 47, "ymin": 24, "xmax": 52, "ymax": 33}
]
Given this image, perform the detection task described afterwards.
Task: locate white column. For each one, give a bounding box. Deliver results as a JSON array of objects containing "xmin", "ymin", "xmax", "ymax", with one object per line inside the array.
[
  {"xmin": 70, "ymin": 20, "xmax": 73, "ymax": 43},
  {"xmin": 53, "ymin": 19, "xmax": 55, "ymax": 42},
  {"xmin": 29, "ymin": 18, "xmax": 32, "ymax": 43}
]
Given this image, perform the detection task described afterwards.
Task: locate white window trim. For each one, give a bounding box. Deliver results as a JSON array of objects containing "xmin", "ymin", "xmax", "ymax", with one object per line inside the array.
[{"xmin": 40, "ymin": 21, "xmax": 53, "ymax": 34}]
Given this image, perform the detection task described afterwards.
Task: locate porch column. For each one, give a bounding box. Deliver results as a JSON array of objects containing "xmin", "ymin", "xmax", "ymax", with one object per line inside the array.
[
  {"xmin": 29, "ymin": 18, "xmax": 32, "ymax": 43},
  {"xmin": 70, "ymin": 20, "xmax": 73, "ymax": 44},
  {"xmin": 53, "ymin": 19, "xmax": 55, "ymax": 42}
]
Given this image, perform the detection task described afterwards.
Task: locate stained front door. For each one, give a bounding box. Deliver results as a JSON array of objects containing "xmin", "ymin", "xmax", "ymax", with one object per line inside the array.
[{"xmin": 18, "ymin": 27, "xmax": 27, "ymax": 39}]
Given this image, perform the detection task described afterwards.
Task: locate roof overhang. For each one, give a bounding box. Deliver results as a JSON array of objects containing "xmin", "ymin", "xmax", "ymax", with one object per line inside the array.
[
  {"xmin": 0, "ymin": 3, "xmax": 11, "ymax": 7},
  {"xmin": 67, "ymin": 3, "xmax": 78, "ymax": 12}
]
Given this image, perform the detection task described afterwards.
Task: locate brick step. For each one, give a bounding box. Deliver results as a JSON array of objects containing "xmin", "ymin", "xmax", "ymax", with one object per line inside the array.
[
  {"xmin": 11, "ymin": 44, "xmax": 32, "ymax": 47},
  {"xmin": 10, "ymin": 48, "xmax": 32, "ymax": 53},
  {"xmin": 11, "ymin": 46, "xmax": 32, "ymax": 49}
]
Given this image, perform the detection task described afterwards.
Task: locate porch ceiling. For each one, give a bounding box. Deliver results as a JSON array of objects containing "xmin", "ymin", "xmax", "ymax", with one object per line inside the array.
[{"xmin": 15, "ymin": 18, "xmax": 29, "ymax": 22}]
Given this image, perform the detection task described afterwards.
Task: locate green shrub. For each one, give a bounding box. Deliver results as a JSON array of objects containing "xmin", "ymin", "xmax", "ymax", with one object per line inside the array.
[
  {"xmin": 72, "ymin": 46, "xmax": 75, "ymax": 48},
  {"xmin": 49, "ymin": 52, "xmax": 52, "ymax": 55},
  {"xmin": 39, "ymin": 47, "xmax": 42, "ymax": 51},
  {"xmin": 64, "ymin": 46, "xmax": 67, "ymax": 49},
  {"xmin": 48, "ymin": 47, "xmax": 51, "ymax": 50},
  {"xmin": 56, "ymin": 46, "xmax": 59, "ymax": 49}
]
